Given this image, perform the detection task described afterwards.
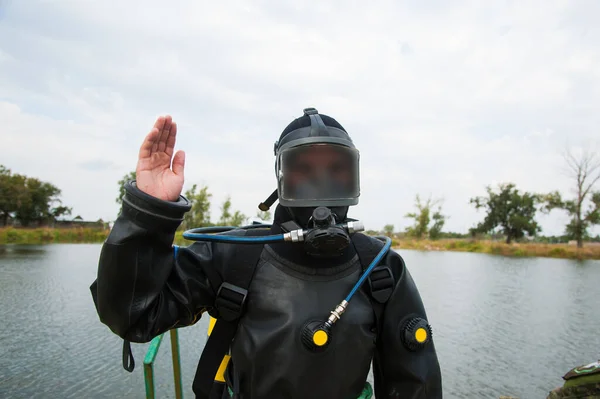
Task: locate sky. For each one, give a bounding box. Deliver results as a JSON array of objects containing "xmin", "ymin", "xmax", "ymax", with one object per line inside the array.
[{"xmin": 1, "ymin": 0, "xmax": 599, "ymax": 236}]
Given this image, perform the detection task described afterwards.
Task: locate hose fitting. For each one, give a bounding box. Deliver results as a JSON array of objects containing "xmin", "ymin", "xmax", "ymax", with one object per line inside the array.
[
  {"xmin": 283, "ymin": 229, "xmax": 305, "ymax": 242},
  {"xmin": 326, "ymin": 300, "xmax": 348, "ymax": 327},
  {"xmin": 345, "ymin": 221, "xmax": 365, "ymax": 234}
]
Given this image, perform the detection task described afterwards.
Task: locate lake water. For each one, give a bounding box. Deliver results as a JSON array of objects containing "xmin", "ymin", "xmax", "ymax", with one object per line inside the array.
[{"xmin": 0, "ymin": 244, "xmax": 599, "ymax": 398}]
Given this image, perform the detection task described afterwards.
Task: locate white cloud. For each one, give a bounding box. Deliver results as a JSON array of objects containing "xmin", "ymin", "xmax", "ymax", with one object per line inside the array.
[{"xmin": 1, "ymin": 0, "xmax": 599, "ymax": 236}]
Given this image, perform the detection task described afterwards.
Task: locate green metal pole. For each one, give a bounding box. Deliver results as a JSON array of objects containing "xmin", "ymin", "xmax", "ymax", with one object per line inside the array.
[
  {"xmin": 144, "ymin": 333, "xmax": 165, "ymax": 399},
  {"xmin": 170, "ymin": 329, "xmax": 184, "ymax": 399},
  {"xmin": 144, "ymin": 364, "xmax": 155, "ymax": 399}
]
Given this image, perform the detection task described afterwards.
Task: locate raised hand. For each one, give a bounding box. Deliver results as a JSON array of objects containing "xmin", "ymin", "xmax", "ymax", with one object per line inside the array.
[{"xmin": 136, "ymin": 115, "xmax": 185, "ymax": 201}]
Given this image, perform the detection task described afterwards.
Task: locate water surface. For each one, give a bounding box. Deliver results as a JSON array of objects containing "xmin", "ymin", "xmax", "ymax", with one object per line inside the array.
[{"xmin": 0, "ymin": 244, "xmax": 598, "ymax": 398}]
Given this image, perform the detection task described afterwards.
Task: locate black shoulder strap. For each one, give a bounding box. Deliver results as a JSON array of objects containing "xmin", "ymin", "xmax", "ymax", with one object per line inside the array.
[
  {"xmin": 351, "ymin": 233, "xmax": 395, "ymax": 332},
  {"xmin": 192, "ymin": 229, "xmax": 268, "ymax": 399}
]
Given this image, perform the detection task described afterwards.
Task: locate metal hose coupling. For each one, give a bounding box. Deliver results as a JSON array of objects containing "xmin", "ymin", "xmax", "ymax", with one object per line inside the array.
[
  {"xmin": 344, "ymin": 221, "xmax": 365, "ymax": 234},
  {"xmin": 284, "ymin": 220, "xmax": 364, "ymax": 243},
  {"xmin": 283, "ymin": 229, "xmax": 305, "ymax": 242},
  {"xmin": 324, "ymin": 300, "xmax": 349, "ymax": 329}
]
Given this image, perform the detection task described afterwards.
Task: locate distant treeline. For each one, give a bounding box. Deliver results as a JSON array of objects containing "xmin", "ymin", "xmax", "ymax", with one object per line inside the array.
[
  {"xmin": 1, "ymin": 165, "xmax": 72, "ymax": 227},
  {"xmin": 2, "ymin": 146, "xmax": 599, "ymax": 249},
  {"xmin": 358, "ymin": 149, "xmax": 600, "ymax": 248},
  {"xmin": 0, "ymin": 165, "xmax": 107, "ymax": 228},
  {"xmin": 369, "ymin": 229, "xmax": 600, "ymax": 244}
]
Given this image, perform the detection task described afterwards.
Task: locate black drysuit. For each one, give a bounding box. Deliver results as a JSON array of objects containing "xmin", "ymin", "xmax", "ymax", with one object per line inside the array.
[{"xmin": 90, "ymin": 181, "xmax": 443, "ymax": 398}]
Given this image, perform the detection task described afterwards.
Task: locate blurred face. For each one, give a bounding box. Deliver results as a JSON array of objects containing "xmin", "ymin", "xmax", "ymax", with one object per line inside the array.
[
  {"xmin": 280, "ymin": 144, "xmax": 358, "ymax": 201},
  {"xmin": 286, "ymin": 145, "xmax": 353, "ymax": 187}
]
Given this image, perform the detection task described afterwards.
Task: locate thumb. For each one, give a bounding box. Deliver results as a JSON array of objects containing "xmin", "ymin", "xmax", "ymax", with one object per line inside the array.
[{"xmin": 172, "ymin": 150, "xmax": 185, "ymax": 177}]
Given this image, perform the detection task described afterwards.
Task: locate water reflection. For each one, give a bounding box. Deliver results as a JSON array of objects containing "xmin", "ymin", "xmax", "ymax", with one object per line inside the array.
[{"xmin": 0, "ymin": 244, "xmax": 48, "ymax": 256}]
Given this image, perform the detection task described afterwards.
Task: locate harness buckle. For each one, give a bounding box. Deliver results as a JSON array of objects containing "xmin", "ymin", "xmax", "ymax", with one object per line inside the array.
[
  {"xmin": 215, "ymin": 282, "xmax": 248, "ymax": 322},
  {"xmin": 367, "ymin": 266, "xmax": 395, "ymax": 303}
]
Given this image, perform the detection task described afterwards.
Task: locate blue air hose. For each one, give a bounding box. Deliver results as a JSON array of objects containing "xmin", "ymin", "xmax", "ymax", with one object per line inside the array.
[
  {"xmin": 183, "ymin": 224, "xmax": 282, "ymax": 243},
  {"xmin": 344, "ymin": 235, "xmax": 392, "ymax": 302},
  {"xmin": 182, "ymin": 225, "xmax": 392, "ymax": 329},
  {"xmin": 183, "ymin": 232, "xmax": 285, "ymax": 243}
]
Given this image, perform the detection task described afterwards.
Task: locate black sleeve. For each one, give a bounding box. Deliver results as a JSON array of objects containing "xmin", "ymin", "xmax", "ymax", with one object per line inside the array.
[
  {"xmin": 372, "ymin": 250, "xmax": 443, "ymax": 398},
  {"xmin": 90, "ymin": 181, "xmax": 220, "ymax": 343}
]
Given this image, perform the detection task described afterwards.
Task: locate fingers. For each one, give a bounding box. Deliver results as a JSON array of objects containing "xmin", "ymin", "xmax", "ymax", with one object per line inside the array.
[
  {"xmin": 139, "ymin": 127, "xmax": 161, "ymax": 159},
  {"xmin": 139, "ymin": 115, "xmax": 178, "ymax": 162},
  {"xmin": 165, "ymin": 122, "xmax": 177, "ymax": 157},
  {"xmin": 156, "ymin": 116, "xmax": 173, "ymax": 153},
  {"xmin": 172, "ymin": 150, "xmax": 185, "ymax": 177},
  {"xmin": 142, "ymin": 116, "xmax": 166, "ymax": 158},
  {"xmin": 151, "ymin": 115, "xmax": 171, "ymax": 153}
]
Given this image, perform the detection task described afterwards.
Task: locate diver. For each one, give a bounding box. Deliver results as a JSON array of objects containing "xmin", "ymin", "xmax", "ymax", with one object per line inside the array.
[{"xmin": 90, "ymin": 108, "xmax": 443, "ymax": 399}]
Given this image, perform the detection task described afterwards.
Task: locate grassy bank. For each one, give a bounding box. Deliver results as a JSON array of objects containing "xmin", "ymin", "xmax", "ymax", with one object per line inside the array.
[
  {"xmin": 393, "ymin": 238, "xmax": 600, "ymax": 260},
  {"xmin": 0, "ymin": 228, "xmax": 212, "ymax": 245},
  {"xmin": 0, "ymin": 227, "xmax": 109, "ymax": 244}
]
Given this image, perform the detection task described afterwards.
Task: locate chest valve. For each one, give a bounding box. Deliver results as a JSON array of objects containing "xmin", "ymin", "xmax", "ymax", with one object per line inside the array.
[
  {"xmin": 401, "ymin": 317, "xmax": 432, "ymax": 351},
  {"xmin": 301, "ymin": 321, "xmax": 331, "ymax": 352}
]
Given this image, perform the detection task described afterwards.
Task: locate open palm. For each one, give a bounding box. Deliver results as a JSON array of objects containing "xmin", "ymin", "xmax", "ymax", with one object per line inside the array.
[{"xmin": 136, "ymin": 115, "xmax": 185, "ymax": 202}]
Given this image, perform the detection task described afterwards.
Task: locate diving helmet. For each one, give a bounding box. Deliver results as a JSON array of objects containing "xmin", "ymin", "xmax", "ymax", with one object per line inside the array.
[{"xmin": 260, "ymin": 108, "xmax": 360, "ymax": 228}]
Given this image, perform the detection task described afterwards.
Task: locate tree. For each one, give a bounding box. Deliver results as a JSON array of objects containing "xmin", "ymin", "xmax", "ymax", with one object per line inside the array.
[
  {"xmin": 219, "ymin": 197, "xmax": 233, "ymax": 225},
  {"xmin": 383, "ymin": 224, "xmax": 394, "ymax": 237},
  {"xmin": 15, "ymin": 176, "xmax": 71, "ymax": 226},
  {"xmin": 404, "ymin": 195, "xmax": 447, "ymax": 239},
  {"xmin": 542, "ymin": 149, "xmax": 600, "ymax": 248},
  {"xmin": 116, "ymin": 171, "xmax": 137, "ymax": 205},
  {"xmin": 429, "ymin": 208, "xmax": 446, "ymax": 240},
  {"xmin": 0, "ymin": 166, "xmax": 26, "ymax": 226},
  {"xmin": 218, "ymin": 196, "xmax": 247, "ymax": 226},
  {"xmin": 469, "ymin": 183, "xmax": 540, "ymax": 244},
  {"xmin": 180, "ymin": 184, "xmax": 213, "ymax": 230},
  {"xmin": 255, "ymin": 210, "xmax": 272, "ymax": 222},
  {"xmin": 229, "ymin": 210, "xmax": 247, "ymax": 227},
  {"xmin": 1, "ymin": 166, "xmax": 72, "ymax": 226}
]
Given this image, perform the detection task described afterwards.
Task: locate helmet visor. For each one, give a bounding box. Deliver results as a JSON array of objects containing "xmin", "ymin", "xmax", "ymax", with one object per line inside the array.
[{"xmin": 278, "ymin": 143, "xmax": 359, "ymax": 204}]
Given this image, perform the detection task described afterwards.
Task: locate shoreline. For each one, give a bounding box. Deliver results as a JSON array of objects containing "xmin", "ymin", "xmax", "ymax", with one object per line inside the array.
[
  {"xmin": 0, "ymin": 227, "xmax": 109, "ymax": 245},
  {"xmin": 392, "ymin": 238, "xmax": 600, "ymax": 260},
  {"xmin": 1, "ymin": 228, "xmax": 599, "ymax": 261}
]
